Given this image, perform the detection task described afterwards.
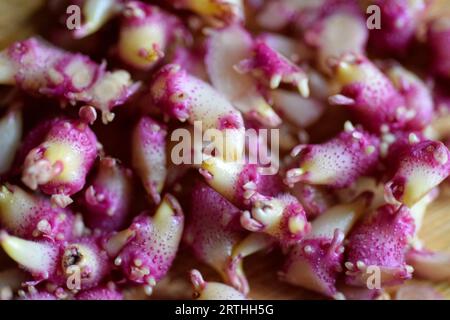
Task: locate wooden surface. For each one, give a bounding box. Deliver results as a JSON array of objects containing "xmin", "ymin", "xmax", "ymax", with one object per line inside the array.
[{"xmin": 0, "ymin": 0, "xmax": 449, "ymax": 300}]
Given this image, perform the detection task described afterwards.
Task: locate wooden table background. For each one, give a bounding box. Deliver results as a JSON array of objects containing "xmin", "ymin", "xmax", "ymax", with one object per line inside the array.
[{"xmin": 0, "ymin": 0, "xmax": 448, "ymax": 300}]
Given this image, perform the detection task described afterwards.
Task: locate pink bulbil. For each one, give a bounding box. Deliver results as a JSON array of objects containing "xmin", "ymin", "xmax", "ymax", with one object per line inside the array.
[
  {"xmin": 132, "ymin": 116, "xmax": 167, "ymax": 204},
  {"xmin": 83, "ymin": 157, "xmax": 134, "ymax": 231},
  {"xmin": 118, "ymin": 2, "xmax": 187, "ymax": 70},
  {"xmin": 20, "ymin": 118, "xmax": 99, "ymax": 207},
  {"xmin": 184, "ymin": 181, "xmax": 247, "ymax": 288},
  {"xmin": 0, "ymin": 38, "xmax": 140, "ymax": 123},
  {"xmin": 282, "ymin": 232, "xmax": 345, "ymax": 299},
  {"xmin": 200, "ymin": 157, "xmax": 310, "ymax": 246},
  {"xmin": 200, "ymin": 157, "xmax": 310, "ymax": 248},
  {"xmin": 105, "ymin": 194, "xmax": 184, "ymax": 295},
  {"xmin": 200, "ymin": 157, "xmax": 282, "ymax": 207},
  {"xmin": 170, "ymin": 46, "xmax": 208, "ymax": 80},
  {"xmin": 151, "ymin": 63, "xmax": 245, "ymax": 161},
  {"xmin": 328, "ymin": 54, "xmax": 407, "ymax": 133},
  {"xmin": 345, "ymin": 204, "xmax": 415, "ymax": 287},
  {"xmin": 369, "ymin": 0, "xmax": 427, "ymax": 56},
  {"xmin": 385, "ymin": 64, "xmax": 434, "ymax": 130},
  {"xmin": 184, "ymin": 181, "xmax": 273, "ymax": 294},
  {"xmin": 281, "ymin": 194, "xmax": 371, "ymax": 299},
  {"xmin": 384, "ymin": 140, "xmax": 450, "ymax": 207},
  {"xmin": 235, "ymin": 40, "xmax": 309, "ymax": 97},
  {"xmin": 337, "ymin": 283, "xmax": 384, "ymax": 300},
  {"xmin": 285, "ymin": 124, "xmax": 380, "ymax": 188},
  {"xmin": 0, "ymin": 184, "xmax": 75, "ymax": 241},
  {"xmin": 240, "ymin": 192, "xmax": 311, "ymax": 248}
]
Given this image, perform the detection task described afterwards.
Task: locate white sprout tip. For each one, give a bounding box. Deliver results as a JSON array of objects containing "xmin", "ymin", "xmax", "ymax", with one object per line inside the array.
[
  {"xmin": 365, "ymin": 145, "xmax": 375, "ymax": 155},
  {"xmin": 270, "ymin": 74, "xmax": 282, "ymax": 89},
  {"xmin": 298, "ymin": 78, "xmax": 310, "ymax": 98},
  {"xmin": 344, "ymin": 121, "xmax": 355, "ymax": 132},
  {"xmin": 408, "ymin": 133, "xmax": 419, "ymax": 144},
  {"xmin": 143, "ymin": 285, "xmax": 153, "ymax": 296}
]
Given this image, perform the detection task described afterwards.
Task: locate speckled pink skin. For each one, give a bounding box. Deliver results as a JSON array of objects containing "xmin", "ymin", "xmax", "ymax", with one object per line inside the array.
[
  {"xmin": 75, "ymin": 284, "xmax": 123, "ymax": 300},
  {"xmin": 200, "ymin": 159, "xmax": 309, "ymax": 247},
  {"xmin": 291, "ymin": 184, "xmax": 336, "ymax": 219},
  {"xmin": 83, "ymin": 157, "xmax": 134, "ymax": 232},
  {"xmin": 1, "ymin": 38, "xmax": 139, "ymax": 120},
  {"xmin": 5, "ymin": 38, "xmax": 98, "ymax": 95},
  {"xmin": 369, "ymin": 0, "xmax": 426, "ymax": 56},
  {"xmin": 281, "ymin": 231, "xmax": 344, "ymax": 298},
  {"xmin": 113, "ymin": 196, "xmax": 184, "ymax": 285},
  {"xmin": 0, "ymin": 184, "xmax": 75, "ymax": 241},
  {"xmin": 384, "ymin": 64, "xmax": 434, "ymax": 130},
  {"xmin": 329, "ymin": 55, "xmax": 407, "ymax": 133},
  {"xmin": 151, "ymin": 63, "xmax": 244, "ymax": 127},
  {"xmin": 427, "ymin": 16, "xmax": 450, "ymax": 79},
  {"xmin": 285, "ymin": 127, "xmax": 380, "ymax": 188},
  {"xmin": 345, "ymin": 205, "xmax": 415, "ymax": 287},
  {"xmin": 150, "ymin": 63, "xmax": 245, "ymax": 159},
  {"xmin": 132, "ymin": 116, "xmax": 167, "ymax": 204},
  {"xmin": 236, "ymin": 40, "xmax": 308, "ymax": 94},
  {"xmin": 21, "ymin": 118, "xmax": 98, "ymax": 200},
  {"xmin": 406, "ymin": 248, "xmax": 450, "ymax": 282},
  {"xmin": 233, "ymin": 163, "xmax": 283, "ymax": 205},
  {"xmin": 184, "ymin": 181, "xmax": 248, "ymax": 290},
  {"xmin": 118, "ymin": 2, "xmax": 187, "ymax": 70},
  {"xmin": 385, "ymin": 140, "xmax": 450, "ymax": 207},
  {"xmin": 151, "ymin": 63, "xmax": 242, "ymax": 125},
  {"xmin": 382, "ymin": 130, "xmax": 426, "ymax": 165},
  {"xmin": 280, "ymin": 192, "xmax": 372, "ymax": 298}
]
